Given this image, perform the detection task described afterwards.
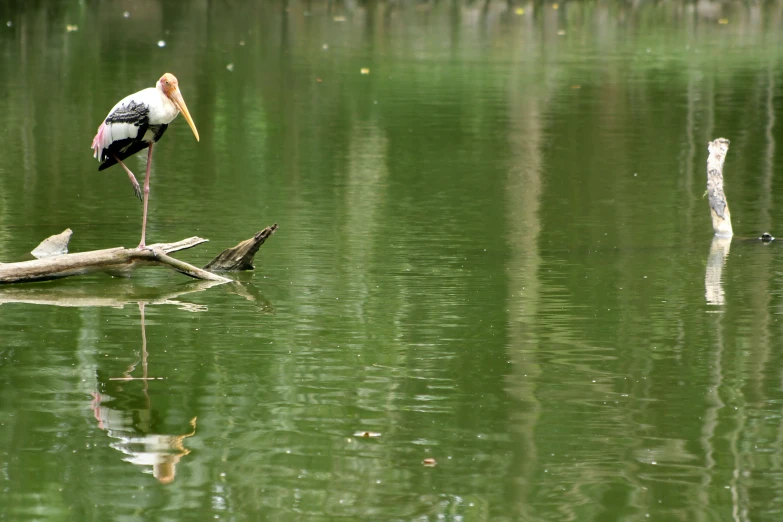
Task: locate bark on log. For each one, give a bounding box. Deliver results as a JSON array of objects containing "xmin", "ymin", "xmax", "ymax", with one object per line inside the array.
[{"xmin": 706, "ymin": 138, "xmax": 733, "ymax": 237}]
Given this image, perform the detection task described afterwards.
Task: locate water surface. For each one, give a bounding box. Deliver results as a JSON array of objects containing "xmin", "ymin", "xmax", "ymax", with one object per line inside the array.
[{"xmin": 2, "ymin": 1, "xmax": 783, "ymax": 520}]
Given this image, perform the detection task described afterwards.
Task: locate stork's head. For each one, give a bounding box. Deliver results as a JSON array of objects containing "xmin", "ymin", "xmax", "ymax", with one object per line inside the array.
[{"xmin": 158, "ymin": 73, "xmax": 200, "ymax": 142}]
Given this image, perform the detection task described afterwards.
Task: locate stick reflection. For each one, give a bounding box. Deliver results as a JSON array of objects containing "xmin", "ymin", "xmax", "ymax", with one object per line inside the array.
[{"xmin": 704, "ymin": 236, "xmax": 731, "ymax": 306}]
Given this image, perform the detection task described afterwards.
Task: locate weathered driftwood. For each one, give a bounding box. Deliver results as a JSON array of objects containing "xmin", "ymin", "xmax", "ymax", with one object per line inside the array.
[
  {"xmin": 204, "ymin": 224, "xmax": 278, "ymax": 271},
  {"xmin": 0, "ymin": 237, "xmax": 228, "ymax": 284},
  {"xmin": 0, "ymin": 226, "xmax": 277, "ymax": 284},
  {"xmin": 706, "ymin": 138, "xmax": 733, "ymax": 237}
]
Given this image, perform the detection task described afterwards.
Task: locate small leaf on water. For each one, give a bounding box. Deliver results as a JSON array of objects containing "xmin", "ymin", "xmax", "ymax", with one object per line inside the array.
[
  {"xmin": 423, "ymin": 458, "xmax": 437, "ymax": 467},
  {"xmin": 515, "ymin": 8, "xmax": 524, "ymax": 15},
  {"xmin": 360, "ymin": 68, "xmax": 370, "ymax": 75}
]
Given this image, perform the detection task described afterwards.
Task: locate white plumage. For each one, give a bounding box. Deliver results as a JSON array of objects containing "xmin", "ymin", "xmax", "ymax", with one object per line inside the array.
[{"xmin": 91, "ymin": 87, "xmax": 181, "ymax": 163}]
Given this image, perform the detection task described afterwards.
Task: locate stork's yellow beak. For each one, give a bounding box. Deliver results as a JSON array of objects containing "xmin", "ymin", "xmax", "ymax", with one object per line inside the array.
[{"xmin": 170, "ymin": 88, "xmax": 200, "ymax": 142}]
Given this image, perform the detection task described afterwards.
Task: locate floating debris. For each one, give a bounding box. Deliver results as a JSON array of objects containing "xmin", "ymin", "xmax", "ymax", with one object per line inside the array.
[
  {"xmin": 360, "ymin": 68, "xmax": 370, "ymax": 75},
  {"xmin": 515, "ymin": 8, "xmax": 525, "ymax": 15},
  {"xmin": 571, "ymin": 85, "xmax": 581, "ymax": 89},
  {"xmin": 354, "ymin": 431, "xmax": 381, "ymax": 438},
  {"xmin": 552, "ymin": 3, "xmax": 559, "ymax": 9},
  {"xmin": 316, "ymin": 78, "xmax": 323, "ymax": 83},
  {"xmin": 333, "ymin": 15, "xmax": 346, "ymax": 22},
  {"xmin": 760, "ymin": 232, "xmax": 774, "ymax": 242},
  {"xmin": 123, "ymin": 11, "xmax": 130, "ymax": 18},
  {"xmin": 718, "ymin": 18, "xmax": 729, "ymax": 25},
  {"xmin": 157, "ymin": 40, "xmax": 166, "ymax": 48},
  {"xmin": 239, "ymin": 40, "xmax": 245, "ymax": 46},
  {"xmin": 66, "ymin": 24, "xmax": 79, "ymax": 32},
  {"xmin": 6, "ymin": 21, "xmax": 12, "ymax": 28},
  {"xmin": 322, "ymin": 43, "xmax": 329, "ymax": 50},
  {"xmin": 423, "ymin": 458, "xmax": 437, "ymax": 467},
  {"xmin": 226, "ymin": 63, "xmax": 234, "ymax": 72},
  {"xmin": 557, "ymin": 29, "xmax": 566, "ymax": 36}
]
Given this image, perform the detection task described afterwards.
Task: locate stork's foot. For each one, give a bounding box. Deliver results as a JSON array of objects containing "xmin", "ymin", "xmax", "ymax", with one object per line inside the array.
[
  {"xmin": 113, "ymin": 155, "xmax": 144, "ymax": 202},
  {"xmin": 135, "ymin": 243, "xmax": 158, "ymax": 257},
  {"xmin": 131, "ymin": 180, "xmax": 143, "ymax": 202}
]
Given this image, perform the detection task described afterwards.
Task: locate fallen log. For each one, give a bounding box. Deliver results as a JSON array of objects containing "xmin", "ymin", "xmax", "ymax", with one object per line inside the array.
[{"xmin": 0, "ymin": 225, "xmax": 278, "ymax": 284}]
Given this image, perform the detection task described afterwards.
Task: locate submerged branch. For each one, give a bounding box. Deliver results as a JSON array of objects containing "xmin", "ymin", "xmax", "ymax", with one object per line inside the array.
[{"xmin": 204, "ymin": 224, "xmax": 278, "ymax": 271}]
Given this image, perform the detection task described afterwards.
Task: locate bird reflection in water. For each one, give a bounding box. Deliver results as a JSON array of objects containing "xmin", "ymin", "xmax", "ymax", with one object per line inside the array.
[{"xmin": 90, "ymin": 302, "xmax": 197, "ymax": 484}]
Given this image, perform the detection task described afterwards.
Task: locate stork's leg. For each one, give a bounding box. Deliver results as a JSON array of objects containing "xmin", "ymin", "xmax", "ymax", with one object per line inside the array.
[
  {"xmin": 113, "ymin": 155, "xmax": 143, "ymax": 202},
  {"xmin": 138, "ymin": 143, "xmax": 154, "ymax": 249}
]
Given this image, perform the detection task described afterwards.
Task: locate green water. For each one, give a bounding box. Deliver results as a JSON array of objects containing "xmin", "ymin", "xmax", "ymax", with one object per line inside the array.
[{"xmin": 2, "ymin": 1, "xmax": 783, "ymax": 520}]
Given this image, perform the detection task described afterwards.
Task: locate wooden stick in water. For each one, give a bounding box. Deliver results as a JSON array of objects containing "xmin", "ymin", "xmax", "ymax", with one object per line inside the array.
[{"xmin": 706, "ymin": 138, "xmax": 733, "ymax": 237}]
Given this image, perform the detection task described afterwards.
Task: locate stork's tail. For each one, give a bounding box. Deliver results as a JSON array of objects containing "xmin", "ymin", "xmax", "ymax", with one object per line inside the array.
[{"xmin": 91, "ymin": 122, "xmax": 106, "ymax": 161}]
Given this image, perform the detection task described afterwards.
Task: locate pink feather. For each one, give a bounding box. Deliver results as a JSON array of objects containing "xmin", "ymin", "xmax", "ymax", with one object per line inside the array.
[{"xmin": 91, "ymin": 122, "xmax": 106, "ymax": 159}]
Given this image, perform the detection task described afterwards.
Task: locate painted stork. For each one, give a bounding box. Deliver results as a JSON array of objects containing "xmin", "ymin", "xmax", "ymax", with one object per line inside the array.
[{"xmin": 91, "ymin": 73, "xmax": 199, "ymax": 248}]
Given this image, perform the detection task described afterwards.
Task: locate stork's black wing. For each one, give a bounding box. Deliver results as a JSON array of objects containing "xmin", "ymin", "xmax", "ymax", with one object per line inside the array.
[{"xmin": 97, "ymin": 101, "xmax": 161, "ymax": 171}]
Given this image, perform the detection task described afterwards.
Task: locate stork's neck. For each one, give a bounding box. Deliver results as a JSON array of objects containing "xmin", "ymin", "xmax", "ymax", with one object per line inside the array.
[{"xmin": 147, "ymin": 88, "xmax": 180, "ymax": 125}]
